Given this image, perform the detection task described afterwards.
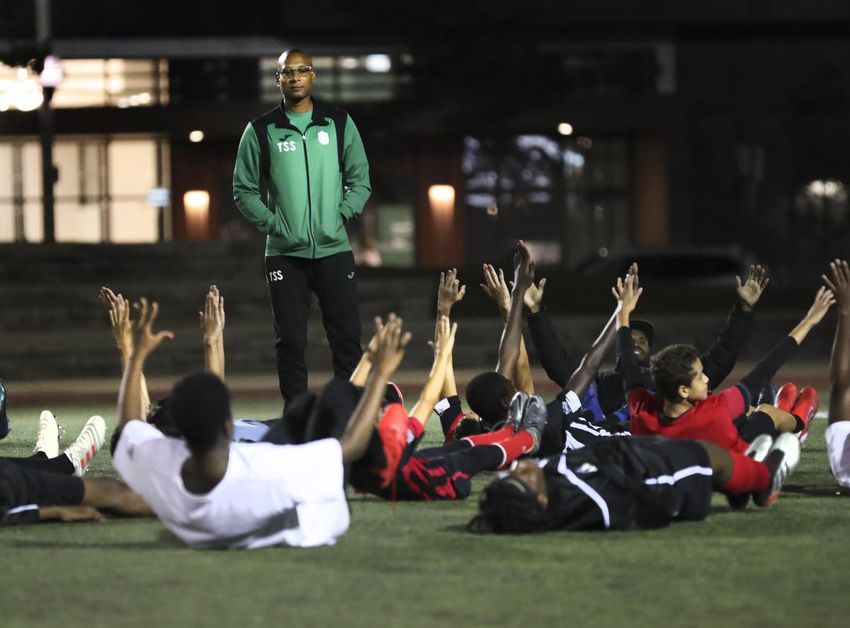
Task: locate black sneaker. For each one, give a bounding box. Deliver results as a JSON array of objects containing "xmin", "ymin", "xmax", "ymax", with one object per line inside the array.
[{"xmin": 519, "ymin": 395, "xmax": 548, "ymax": 455}]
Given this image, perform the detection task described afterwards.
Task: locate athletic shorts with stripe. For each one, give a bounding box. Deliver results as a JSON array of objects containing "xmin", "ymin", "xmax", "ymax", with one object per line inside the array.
[
  {"xmin": 0, "ymin": 459, "xmax": 85, "ymax": 525},
  {"xmin": 543, "ymin": 437, "xmax": 714, "ymax": 530}
]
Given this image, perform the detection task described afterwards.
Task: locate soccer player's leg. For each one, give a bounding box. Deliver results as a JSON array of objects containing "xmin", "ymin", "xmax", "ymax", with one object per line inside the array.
[
  {"xmin": 700, "ymin": 436, "xmax": 800, "ymax": 508},
  {"xmin": 0, "ymin": 458, "xmax": 85, "ymax": 525}
]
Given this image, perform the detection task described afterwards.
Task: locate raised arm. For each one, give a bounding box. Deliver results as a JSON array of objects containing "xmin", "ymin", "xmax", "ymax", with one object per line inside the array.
[
  {"xmin": 100, "ymin": 287, "xmax": 150, "ymax": 418},
  {"xmin": 117, "ymin": 299, "xmax": 174, "ymax": 430},
  {"xmin": 340, "ymin": 315, "xmax": 410, "ymax": 464},
  {"xmin": 700, "ymin": 265, "xmax": 768, "ymax": 387},
  {"xmin": 613, "ymin": 272, "xmax": 645, "ymax": 392},
  {"xmin": 199, "ymin": 285, "xmax": 226, "ymax": 380},
  {"xmin": 737, "ymin": 286, "xmax": 834, "ymax": 405},
  {"xmin": 436, "ymin": 269, "xmax": 465, "ymax": 399},
  {"xmin": 524, "ymin": 277, "xmax": 581, "ymax": 388},
  {"xmin": 566, "ymin": 264, "xmax": 638, "ymax": 398},
  {"xmin": 823, "ymin": 259, "xmax": 850, "ymax": 424},
  {"xmin": 484, "ymin": 262, "xmax": 534, "ymax": 393},
  {"xmin": 349, "ymin": 317, "xmax": 382, "ymax": 388},
  {"xmin": 410, "ymin": 315, "xmax": 458, "ymax": 425},
  {"xmin": 496, "ymin": 241, "xmax": 535, "ymax": 384}
]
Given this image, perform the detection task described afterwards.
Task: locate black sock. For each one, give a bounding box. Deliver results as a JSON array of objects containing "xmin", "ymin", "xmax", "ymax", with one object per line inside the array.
[
  {"xmin": 29, "ymin": 451, "xmax": 48, "ymax": 460},
  {"xmin": 793, "ymin": 414, "xmax": 805, "ymax": 433},
  {"xmin": 451, "ymin": 444, "xmax": 505, "ymax": 476}
]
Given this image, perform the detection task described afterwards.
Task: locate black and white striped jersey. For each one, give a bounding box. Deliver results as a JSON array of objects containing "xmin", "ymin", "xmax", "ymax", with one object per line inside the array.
[{"xmin": 541, "ymin": 388, "xmax": 632, "ymax": 456}]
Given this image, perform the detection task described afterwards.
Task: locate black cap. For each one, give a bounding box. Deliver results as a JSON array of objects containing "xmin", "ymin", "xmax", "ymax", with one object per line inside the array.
[{"xmin": 630, "ymin": 319, "xmax": 655, "ymax": 347}]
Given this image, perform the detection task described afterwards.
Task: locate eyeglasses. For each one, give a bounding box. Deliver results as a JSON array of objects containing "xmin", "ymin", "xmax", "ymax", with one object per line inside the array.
[{"xmin": 277, "ymin": 65, "xmax": 313, "ymax": 78}]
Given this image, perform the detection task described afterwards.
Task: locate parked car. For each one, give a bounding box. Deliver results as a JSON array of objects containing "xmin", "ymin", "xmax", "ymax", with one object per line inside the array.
[{"xmin": 574, "ymin": 245, "xmax": 755, "ymax": 283}]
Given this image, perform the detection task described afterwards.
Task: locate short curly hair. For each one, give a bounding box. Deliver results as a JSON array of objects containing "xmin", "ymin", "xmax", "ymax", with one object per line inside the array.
[{"xmin": 650, "ymin": 344, "xmax": 700, "ymax": 402}]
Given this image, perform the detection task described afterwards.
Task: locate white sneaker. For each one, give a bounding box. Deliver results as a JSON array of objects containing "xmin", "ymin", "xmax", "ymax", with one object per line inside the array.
[
  {"xmin": 33, "ymin": 410, "xmax": 60, "ymax": 458},
  {"xmin": 753, "ymin": 433, "xmax": 800, "ymax": 507},
  {"xmin": 745, "ymin": 434, "xmax": 774, "ymax": 462},
  {"xmin": 64, "ymin": 415, "xmax": 106, "ymax": 477}
]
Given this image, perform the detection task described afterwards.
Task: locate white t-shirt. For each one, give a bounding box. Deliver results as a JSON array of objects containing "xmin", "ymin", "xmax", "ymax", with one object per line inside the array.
[
  {"xmin": 825, "ymin": 421, "xmax": 850, "ymax": 489},
  {"xmin": 113, "ymin": 421, "xmax": 350, "ymax": 549}
]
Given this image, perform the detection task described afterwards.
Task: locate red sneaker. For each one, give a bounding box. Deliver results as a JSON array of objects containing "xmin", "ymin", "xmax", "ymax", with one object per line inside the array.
[
  {"xmin": 376, "ymin": 403, "xmax": 409, "ymax": 488},
  {"xmin": 791, "ymin": 386, "xmax": 819, "ymax": 443},
  {"xmin": 773, "ymin": 382, "xmax": 799, "ymax": 413}
]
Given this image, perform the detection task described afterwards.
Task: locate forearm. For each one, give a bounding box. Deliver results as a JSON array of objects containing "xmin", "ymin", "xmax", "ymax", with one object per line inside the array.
[
  {"xmin": 739, "ymin": 336, "xmax": 800, "ymax": 401},
  {"xmin": 789, "ymin": 317, "xmax": 818, "ymax": 345},
  {"xmin": 496, "ymin": 286, "xmax": 526, "ymax": 380},
  {"xmin": 526, "ymin": 307, "xmax": 577, "ymax": 387},
  {"xmin": 204, "ymin": 337, "xmax": 225, "ymax": 380},
  {"xmin": 513, "ymin": 337, "xmax": 535, "ymax": 395},
  {"xmin": 120, "ymin": 340, "xmax": 150, "ymax": 417},
  {"xmin": 443, "ymin": 350, "xmax": 458, "ymax": 398},
  {"xmin": 117, "ymin": 355, "xmax": 146, "ymax": 429},
  {"xmin": 567, "ymin": 311, "xmax": 617, "ymax": 399},
  {"xmin": 701, "ymin": 302, "xmax": 754, "ymax": 387},
  {"xmin": 348, "ymin": 353, "xmax": 373, "ymax": 387},
  {"xmin": 410, "ymin": 349, "xmax": 452, "ymax": 424},
  {"xmin": 340, "ymin": 369, "xmax": 388, "ymax": 464},
  {"xmin": 831, "ymin": 312, "xmax": 850, "ymax": 389}
]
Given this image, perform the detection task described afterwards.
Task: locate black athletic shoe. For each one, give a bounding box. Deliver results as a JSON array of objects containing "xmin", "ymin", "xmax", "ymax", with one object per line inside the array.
[{"xmin": 0, "ymin": 378, "xmax": 9, "ymax": 440}]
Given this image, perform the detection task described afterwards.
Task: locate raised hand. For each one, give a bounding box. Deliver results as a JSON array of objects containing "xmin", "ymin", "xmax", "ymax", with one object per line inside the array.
[
  {"xmin": 437, "ymin": 268, "xmax": 466, "ymax": 316},
  {"xmin": 199, "ymin": 285, "xmax": 226, "ymax": 342},
  {"xmin": 130, "ymin": 298, "xmax": 174, "ymax": 359},
  {"xmin": 480, "ymin": 263, "xmax": 511, "ymax": 314},
  {"xmin": 803, "ymin": 286, "xmax": 836, "ymax": 327},
  {"xmin": 513, "ymin": 240, "xmax": 535, "ymax": 292},
  {"xmin": 612, "ymin": 272, "xmax": 643, "ymax": 316},
  {"xmin": 522, "ymin": 278, "xmax": 547, "ymax": 313},
  {"xmin": 99, "ymin": 287, "xmax": 132, "ymax": 352},
  {"xmin": 372, "ymin": 314, "xmax": 412, "ymax": 377},
  {"xmin": 736, "ymin": 264, "xmax": 770, "ymax": 310},
  {"xmin": 822, "ymin": 259, "xmax": 850, "ymax": 315}
]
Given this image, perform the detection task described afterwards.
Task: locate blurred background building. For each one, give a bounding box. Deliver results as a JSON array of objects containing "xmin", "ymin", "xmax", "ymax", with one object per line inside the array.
[{"xmin": 1, "ymin": 0, "xmax": 848, "ymax": 380}]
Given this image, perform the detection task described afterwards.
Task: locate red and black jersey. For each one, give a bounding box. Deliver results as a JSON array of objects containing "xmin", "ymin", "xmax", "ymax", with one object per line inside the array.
[{"xmin": 628, "ymin": 387, "xmax": 748, "ymax": 452}]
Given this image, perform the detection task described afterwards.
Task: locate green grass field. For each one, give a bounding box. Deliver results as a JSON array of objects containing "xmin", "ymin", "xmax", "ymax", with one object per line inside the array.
[{"xmin": 3, "ymin": 398, "xmax": 850, "ymax": 628}]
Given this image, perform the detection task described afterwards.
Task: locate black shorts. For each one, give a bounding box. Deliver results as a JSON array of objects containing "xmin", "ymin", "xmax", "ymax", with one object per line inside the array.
[{"xmin": 0, "ymin": 459, "xmax": 85, "ymax": 525}]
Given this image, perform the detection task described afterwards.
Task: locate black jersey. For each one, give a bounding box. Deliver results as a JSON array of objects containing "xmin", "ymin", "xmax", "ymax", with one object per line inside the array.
[
  {"xmin": 539, "ymin": 437, "xmax": 713, "ymax": 531},
  {"xmin": 538, "ymin": 388, "xmax": 632, "ymax": 457}
]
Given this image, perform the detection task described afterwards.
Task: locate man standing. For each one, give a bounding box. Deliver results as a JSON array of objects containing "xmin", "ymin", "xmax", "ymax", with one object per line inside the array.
[{"xmin": 233, "ymin": 49, "xmax": 371, "ymax": 405}]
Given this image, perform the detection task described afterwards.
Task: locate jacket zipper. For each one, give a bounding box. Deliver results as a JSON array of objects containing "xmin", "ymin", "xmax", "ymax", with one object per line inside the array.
[{"xmin": 300, "ymin": 130, "xmax": 316, "ymax": 257}]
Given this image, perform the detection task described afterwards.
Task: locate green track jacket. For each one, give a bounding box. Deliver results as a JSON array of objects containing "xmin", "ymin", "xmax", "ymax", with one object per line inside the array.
[{"xmin": 232, "ymin": 100, "xmax": 371, "ymax": 258}]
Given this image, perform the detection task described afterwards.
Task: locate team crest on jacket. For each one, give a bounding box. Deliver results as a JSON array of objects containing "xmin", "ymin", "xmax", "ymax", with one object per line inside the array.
[{"xmin": 318, "ymin": 130, "xmax": 330, "ymax": 145}]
